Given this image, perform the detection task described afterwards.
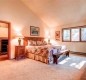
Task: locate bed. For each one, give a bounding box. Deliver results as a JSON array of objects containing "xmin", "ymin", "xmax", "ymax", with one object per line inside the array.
[{"xmin": 24, "ymin": 37, "xmax": 70, "ymax": 64}]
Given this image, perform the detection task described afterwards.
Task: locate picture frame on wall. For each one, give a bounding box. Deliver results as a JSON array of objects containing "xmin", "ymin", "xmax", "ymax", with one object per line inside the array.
[
  {"xmin": 55, "ymin": 31, "xmax": 60, "ymax": 40},
  {"xmin": 30, "ymin": 26, "xmax": 39, "ymax": 36}
]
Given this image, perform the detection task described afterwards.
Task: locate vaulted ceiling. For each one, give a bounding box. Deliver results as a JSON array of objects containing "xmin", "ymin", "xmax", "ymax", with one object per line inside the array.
[{"xmin": 21, "ymin": 0, "xmax": 86, "ymax": 27}]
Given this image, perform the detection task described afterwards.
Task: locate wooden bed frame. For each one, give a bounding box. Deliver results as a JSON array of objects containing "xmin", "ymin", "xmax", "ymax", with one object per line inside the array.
[{"xmin": 23, "ymin": 37, "xmax": 45, "ymax": 46}]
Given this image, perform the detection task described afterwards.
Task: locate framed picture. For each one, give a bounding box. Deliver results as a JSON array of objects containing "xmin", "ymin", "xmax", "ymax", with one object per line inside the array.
[
  {"xmin": 30, "ymin": 26, "xmax": 39, "ymax": 36},
  {"xmin": 55, "ymin": 31, "xmax": 60, "ymax": 40}
]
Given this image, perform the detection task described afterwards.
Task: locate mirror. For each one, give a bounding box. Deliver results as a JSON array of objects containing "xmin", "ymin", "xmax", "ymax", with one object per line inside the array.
[{"xmin": 0, "ymin": 21, "xmax": 10, "ymax": 60}]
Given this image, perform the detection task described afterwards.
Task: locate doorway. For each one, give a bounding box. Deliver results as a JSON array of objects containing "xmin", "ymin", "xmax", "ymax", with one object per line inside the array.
[{"xmin": 0, "ymin": 20, "xmax": 11, "ymax": 60}]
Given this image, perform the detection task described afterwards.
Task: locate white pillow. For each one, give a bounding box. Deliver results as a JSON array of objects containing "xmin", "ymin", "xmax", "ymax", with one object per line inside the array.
[{"xmin": 61, "ymin": 45, "xmax": 67, "ymax": 51}]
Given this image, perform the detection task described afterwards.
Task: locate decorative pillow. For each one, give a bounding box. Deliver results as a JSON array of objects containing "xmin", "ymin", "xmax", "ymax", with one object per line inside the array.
[
  {"xmin": 31, "ymin": 48, "xmax": 36, "ymax": 53},
  {"xmin": 61, "ymin": 45, "xmax": 67, "ymax": 51}
]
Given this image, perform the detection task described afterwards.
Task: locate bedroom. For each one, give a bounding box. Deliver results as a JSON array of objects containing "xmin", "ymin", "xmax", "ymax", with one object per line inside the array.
[{"xmin": 0, "ymin": 0, "xmax": 86, "ymax": 80}]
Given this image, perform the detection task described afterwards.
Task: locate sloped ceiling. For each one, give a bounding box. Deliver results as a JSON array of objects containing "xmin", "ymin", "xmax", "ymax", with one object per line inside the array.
[{"xmin": 21, "ymin": 0, "xmax": 86, "ymax": 27}]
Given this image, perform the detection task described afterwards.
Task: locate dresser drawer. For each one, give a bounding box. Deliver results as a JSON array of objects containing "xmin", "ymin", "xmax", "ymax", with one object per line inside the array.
[{"xmin": 15, "ymin": 46, "xmax": 25, "ymax": 60}]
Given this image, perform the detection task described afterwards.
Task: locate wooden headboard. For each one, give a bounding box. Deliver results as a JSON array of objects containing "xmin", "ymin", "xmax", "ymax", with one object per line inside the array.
[{"xmin": 24, "ymin": 37, "xmax": 47, "ymax": 46}]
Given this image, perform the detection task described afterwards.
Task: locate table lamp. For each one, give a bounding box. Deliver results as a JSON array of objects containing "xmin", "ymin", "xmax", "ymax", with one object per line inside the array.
[{"xmin": 17, "ymin": 35, "xmax": 24, "ymax": 46}]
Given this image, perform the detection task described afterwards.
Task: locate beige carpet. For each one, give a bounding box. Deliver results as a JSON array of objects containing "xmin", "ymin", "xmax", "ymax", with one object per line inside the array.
[
  {"xmin": 0, "ymin": 54, "xmax": 86, "ymax": 80},
  {"xmin": 80, "ymin": 67, "xmax": 86, "ymax": 80}
]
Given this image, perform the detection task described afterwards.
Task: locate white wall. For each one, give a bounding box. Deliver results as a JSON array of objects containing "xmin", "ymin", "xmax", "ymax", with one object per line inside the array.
[
  {"xmin": 21, "ymin": 0, "xmax": 86, "ymax": 28},
  {"xmin": 0, "ymin": 0, "xmax": 48, "ymax": 59}
]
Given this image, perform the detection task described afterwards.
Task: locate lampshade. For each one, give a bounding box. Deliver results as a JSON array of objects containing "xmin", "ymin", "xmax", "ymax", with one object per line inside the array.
[
  {"xmin": 48, "ymin": 34, "xmax": 51, "ymax": 44},
  {"xmin": 15, "ymin": 33, "xmax": 24, "ymax": 46},
  {"xmin": 16, "ymin": 33, "xmax": 24, "ymax": 38}
]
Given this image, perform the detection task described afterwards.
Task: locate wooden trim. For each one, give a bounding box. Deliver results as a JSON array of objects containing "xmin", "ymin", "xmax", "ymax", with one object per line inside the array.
[
  {"xmin": 0, "ymin": 20, "xmax": 10, "ymax": 24},
  {"xmin": 8, "ymin": 23, "xmax": 11, "ymax": 59},
  {"xmin": 24, "ymin": 37, "xmax": 44, "ymax": 40},
  {"xmin": 24, "ymin": 37, "xmax": 44, "ymax": 46}
]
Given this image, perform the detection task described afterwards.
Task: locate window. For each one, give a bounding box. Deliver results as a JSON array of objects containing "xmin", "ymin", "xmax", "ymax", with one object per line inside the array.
[
  {"xmin": 62, "ymin": 26, "xmax": 86, "ymax": 42},
  {"xmin": 62, "ymin": 29, "xmax": 70, "ymax": 41},
  {"xmin": 81, "ymin": 27, "xmax": 86, "ymax": 41},
  {"xmin": 71, "ymin": 28, "xmax": 80, "ymax": 41}
]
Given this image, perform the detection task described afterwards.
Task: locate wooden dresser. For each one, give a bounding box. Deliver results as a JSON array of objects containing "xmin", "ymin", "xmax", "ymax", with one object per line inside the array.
[{"xmin": 15, "ymin": 46, "xmax": 26, "ymax": 60}]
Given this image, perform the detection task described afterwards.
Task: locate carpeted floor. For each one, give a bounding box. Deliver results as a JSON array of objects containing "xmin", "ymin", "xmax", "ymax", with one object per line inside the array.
[
  {"xmin": 0, "ymin": 54, "xmax": 86, "ymax": 80},
  {"xmin": 80, "ymin": 68, "xmax": 86, "ymax": 80}
]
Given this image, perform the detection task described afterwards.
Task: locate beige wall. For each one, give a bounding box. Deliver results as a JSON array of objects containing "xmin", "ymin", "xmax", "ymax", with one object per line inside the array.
[{"xmin": 0, "ymin": 0, "xmax": 48, "ymax": 59}]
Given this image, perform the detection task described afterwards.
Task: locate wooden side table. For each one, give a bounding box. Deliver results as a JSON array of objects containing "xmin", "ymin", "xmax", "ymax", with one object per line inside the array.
[{"xmin": 15, "ymin": 46, "xmax": 26, "ymax": 60}]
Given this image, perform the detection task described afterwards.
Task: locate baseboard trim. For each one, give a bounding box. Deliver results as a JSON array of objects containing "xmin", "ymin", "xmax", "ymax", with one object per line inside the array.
[{"xmin": 70, "ymin": 51, "xmax": 86, "ymax": 56}]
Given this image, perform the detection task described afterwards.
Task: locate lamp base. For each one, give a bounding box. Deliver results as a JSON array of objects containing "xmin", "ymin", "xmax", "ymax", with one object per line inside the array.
[{"xmin": 18, "ymin": 38, "xmax": 21, "ymax": 46}]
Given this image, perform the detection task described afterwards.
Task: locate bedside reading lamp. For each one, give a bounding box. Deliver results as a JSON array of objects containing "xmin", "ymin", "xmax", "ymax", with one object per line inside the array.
[
  {"xmin": 17, "ymin": 35, "xmax": 24, "ymax": 46},
  {"xmin": 18, "ymin": 38, "xmax": 21, "ymax": 45},
  {"xmin": 48, "ymin": 35, "xmax": 50, "ymax": 44}
]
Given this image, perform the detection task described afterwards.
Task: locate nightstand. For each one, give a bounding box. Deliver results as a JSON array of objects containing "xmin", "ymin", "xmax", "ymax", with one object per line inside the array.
[{"xmin": 15, "ymin": 46, "xmax": 26, "ymax": 60}]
